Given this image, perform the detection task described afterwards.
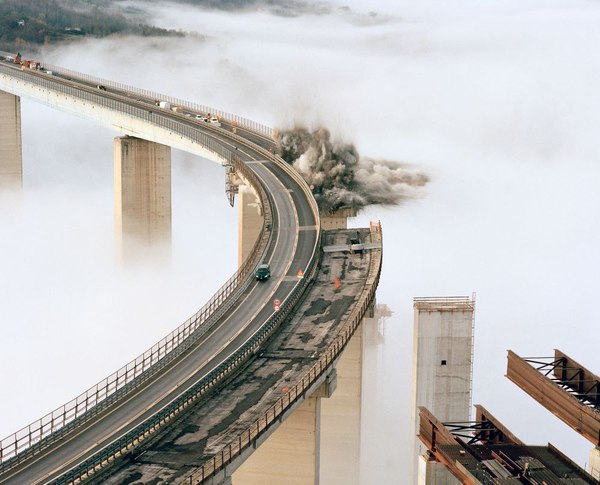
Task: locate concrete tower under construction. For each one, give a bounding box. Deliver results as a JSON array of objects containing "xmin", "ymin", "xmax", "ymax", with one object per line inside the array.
[{"xmin": 411, "ymin": 295, "xmax": 475, "ymax": 484}]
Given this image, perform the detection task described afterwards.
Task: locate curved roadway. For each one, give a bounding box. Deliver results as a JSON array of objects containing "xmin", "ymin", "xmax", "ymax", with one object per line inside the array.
[{"xmin": 0, "ymin": 60, "xmax": 318, "ymax": 484}]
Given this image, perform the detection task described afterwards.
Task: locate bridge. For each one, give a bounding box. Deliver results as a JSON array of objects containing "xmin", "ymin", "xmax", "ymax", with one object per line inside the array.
[{"xmin": 0, "ymin": 54, "xmax": 381, "ymax": 484}]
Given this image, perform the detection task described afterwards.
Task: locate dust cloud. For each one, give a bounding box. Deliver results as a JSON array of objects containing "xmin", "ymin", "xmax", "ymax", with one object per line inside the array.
[{"xmin": 276, "ymin": 126, "xmax": 428, "ymax": 211}]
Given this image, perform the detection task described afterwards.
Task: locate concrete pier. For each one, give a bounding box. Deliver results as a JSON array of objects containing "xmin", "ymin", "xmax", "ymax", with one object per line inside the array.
[
  {"xmin": 114, "ymin": 136, "xmax": 171, "ymax": 260},
  {"xmin": 233, "ymin": 396, "xmax": 321, "ymax": 485},
  {"xmin": 0, "ymin": 91, "xmax": 22, "ymax": 187},
  {"xmin": 319, "ymin": 322, "xmax": 364, "ymax": 485},
  {"xmin": 412, "ymin": 296, "xmax": 475, "ymax": 485},
  {"xmin": 238, "ymin": 184, "xmax": 263, "ymax": 265}
]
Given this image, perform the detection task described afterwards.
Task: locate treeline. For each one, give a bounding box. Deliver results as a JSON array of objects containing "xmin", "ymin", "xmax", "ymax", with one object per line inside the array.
[
  {"xmin": 177, "ymin": 0, "xmax": 328, "ymax": 18},
  {"xmin": 0, "ymin": 0, "xmax": 184, "ymax": 53}
]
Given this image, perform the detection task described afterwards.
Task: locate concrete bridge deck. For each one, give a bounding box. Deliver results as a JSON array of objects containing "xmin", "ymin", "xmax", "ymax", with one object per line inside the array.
[{"xmin": 94, "ymin": 226, "xmax": 382, "ymax": 484}]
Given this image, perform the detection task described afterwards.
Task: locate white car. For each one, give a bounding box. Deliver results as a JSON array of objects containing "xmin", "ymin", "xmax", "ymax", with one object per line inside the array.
[{"xmin": 210, "ymin": 116, "xmax": 221, "ymax": 126}]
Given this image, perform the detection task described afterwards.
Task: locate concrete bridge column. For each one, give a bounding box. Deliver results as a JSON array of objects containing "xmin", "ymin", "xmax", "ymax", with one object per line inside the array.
[
  {"xmin": 233, "ymin": 395, "xmax": 322, "ymax": 485},
  {"xmin": 114, "ymin": 136, "xmax": 171, "ymax": 261},
  {"xmin": 319, "ymin": 321, "xmax": 364, "ymax": 485},
  {"xmin": 238, "ymin": 184, "xmax": 263, "ymax": 266},
  {"xmin": 412, "ymin": 296, "xmax": 475, "ymax": 485},
  {"xmin": 0, "ymin": 91, "xmax": 22, "ymax": 188}
]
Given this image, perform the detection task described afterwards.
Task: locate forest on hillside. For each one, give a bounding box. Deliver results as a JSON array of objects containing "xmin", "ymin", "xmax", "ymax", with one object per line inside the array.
[
  {"xmin": 180, "ymin": 0, "xmax": 328, "ymax": 16},
  {"xmin": 0, "ymin": 0, "xmax": 183, "ymax": 53}
]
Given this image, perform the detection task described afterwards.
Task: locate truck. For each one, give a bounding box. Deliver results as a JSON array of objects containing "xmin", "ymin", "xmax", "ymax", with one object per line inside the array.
[
  {"xmin": 20, "ymin": 60, "xmax": 41, "ymax": 70},
  {"xmin": 158, "ymin": 101, "xmax": 171, "ymax": 109}
]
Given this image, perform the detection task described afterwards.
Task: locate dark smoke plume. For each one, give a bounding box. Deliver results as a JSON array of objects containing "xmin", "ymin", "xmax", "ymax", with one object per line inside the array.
[{"xmin": 275, "ymin": 127, "xmax": 428, "ymax": 212}]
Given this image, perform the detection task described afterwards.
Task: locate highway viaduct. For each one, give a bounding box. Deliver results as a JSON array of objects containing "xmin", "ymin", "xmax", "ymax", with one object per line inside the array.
[{"xmin": 0, "ymin": 55, "xmax": 382, "ymax": 484}]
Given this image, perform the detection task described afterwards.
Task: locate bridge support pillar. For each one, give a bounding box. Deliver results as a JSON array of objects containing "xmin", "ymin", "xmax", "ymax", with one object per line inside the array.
[
  {"xmin": 319, "ymin": 320, "xmax": 364, "ymax": 485},
  {"xmin": 233, "ymin": 396, "xmax": 322, "ymax": 485},
  {"xmin": 590, "ymin": 447, "xmax": 600, "ymax": 479},
  {"xmin": 114, "ymin": 136, "xmax": 171, "ymax": 261},
  {"xmin": 238, "ymin": 184, "xmax": 263, "ymax": 266},
  {"xmin": 412, "ymin": 296, "xmax": 475, "ymax": 485},
  {"xmin": 0, "ymin": 91, "xmax": 22, "ymax": 188}
]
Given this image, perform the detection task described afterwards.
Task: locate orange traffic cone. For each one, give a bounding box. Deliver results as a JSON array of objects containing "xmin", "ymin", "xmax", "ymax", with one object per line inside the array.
[
  {"xmin": 334, "ymin": 277, "xmax": 342, "ymax": 289},
  {"xmin": 297, "ymin": 268, "xmax": 304, "ymax": 278}
]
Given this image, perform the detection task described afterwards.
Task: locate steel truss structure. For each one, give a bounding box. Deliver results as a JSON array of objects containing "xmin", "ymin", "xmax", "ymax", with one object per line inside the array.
[
  {"xmin": 507, "ymin": 349, "xmax": 600, "ymax": 446},
  {"xmin": 418, "ymin": 405, "xmax": 595, "ymax": 484}
]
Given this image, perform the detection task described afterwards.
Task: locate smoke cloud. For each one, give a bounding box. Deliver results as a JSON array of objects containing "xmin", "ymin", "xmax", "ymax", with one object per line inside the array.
[{"xmin": 275, "ymin": 126, "xmax": 428, "ymax": 212}]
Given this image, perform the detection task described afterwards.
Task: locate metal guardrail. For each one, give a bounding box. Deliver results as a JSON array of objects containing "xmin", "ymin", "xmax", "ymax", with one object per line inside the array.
[
  {"xmin": 187, "ymin": 223, "xmax": 382, "ymax": 484},
  {"xmin": 49, "ymin": 153, "xmax": 323, "ymax": 484},
  {"xmin": 52, "ymin": 232, "xmax": 325, "ymax": 484},
  {"xmin": 0, "ymin": 50, "xmax": 273, "ymax": 140},
  {"xmin": 0, "ymin": 64, "xmax": 274, "ymax": 470},
  {"xmin": 48, "ymin": 184, "xmax": 322, "ymax": 483},
  {"xmin": 0, "ymin": 61, "xmax": 323, "ymax": 484},
  {"xmin": 41, "ymin": 62, "xmax": 274, "ymax": 140}
]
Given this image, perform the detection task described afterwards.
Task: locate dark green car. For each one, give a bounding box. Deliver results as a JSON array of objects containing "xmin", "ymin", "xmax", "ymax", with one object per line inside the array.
[{"xmin": 255, "ymin": 264, "xmax": 271, "ymax": 281}]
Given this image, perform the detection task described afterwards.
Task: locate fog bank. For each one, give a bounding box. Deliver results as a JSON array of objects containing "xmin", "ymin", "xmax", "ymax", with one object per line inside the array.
[{"xmin": 2, "ymin": 1, "xmax": 600, "ymax": 482}]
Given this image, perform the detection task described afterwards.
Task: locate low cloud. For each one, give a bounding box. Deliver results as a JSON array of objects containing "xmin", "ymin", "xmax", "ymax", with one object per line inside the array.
[
  {"xmin": 172, "ymin": 0, "xmax": 331, "ymax": 17},
  {"xmin": 148, "ymin": 0, "xmax": 391, "ymax": 24},
  {"xmin": 275, "ymin": 126, "xmax": 428, "ymax": 212}
]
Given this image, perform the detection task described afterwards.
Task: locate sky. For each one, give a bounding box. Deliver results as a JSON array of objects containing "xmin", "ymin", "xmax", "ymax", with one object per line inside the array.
[{"xmin": 1, "ymin": 0, "xmax": 600, "ymax": 482}]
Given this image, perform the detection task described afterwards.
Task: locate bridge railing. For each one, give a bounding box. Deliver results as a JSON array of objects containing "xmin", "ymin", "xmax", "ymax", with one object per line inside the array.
[
  {"xmin": 43, "ymin": 165, "xmax": 322, "ymax": 483},
  {"xmin": 49, "ymin": 143, "xmax": 322, "ymax": 481},
  {"xmin": 41, "ymin": 146, "xmax": 323, "ymax": 484},
  {"xmin": 0, "ymin": 50, "xmax": 273, "ymax": 140},
  {"xmin": 40, "ymin": 61, "xmax": 274, "ymax": 140},
  {"xmin": 189, "ymin": 223, "xmax": 382, "ymax": 484},
  {"xmin": 52, "ymin": 229, "xmax": 382, "ymax": 485},
  {"xmin": 54, "ymin": 223, "xmax": 375, "ymax": 485},
  {"xmin": 51, "ymin": 222, "xmax": 324, "ymax": 484},
  {"xmin": 0, "ymin": 65, "xmax": 274, "ymax": 468}
]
